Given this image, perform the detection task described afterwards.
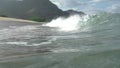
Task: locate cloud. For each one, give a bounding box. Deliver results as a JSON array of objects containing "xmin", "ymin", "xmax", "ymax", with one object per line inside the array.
[
  {"xmin": 107, "ymin": 4, "xmax": 120, "ymax": 13},
  {"xmin": 92, "ymin": 0, "xmax": 120, "ymax": 2},
  {"xmin": 92, "ymin": 0, "xmax": 102, "ymax": 2},
  {"xmin": 50, "ymin": 0, "xmax": 120, "ymax": 13},
  {"xmin": 50, "ymin": 0, "xmax": 88, "ymax": 10}
]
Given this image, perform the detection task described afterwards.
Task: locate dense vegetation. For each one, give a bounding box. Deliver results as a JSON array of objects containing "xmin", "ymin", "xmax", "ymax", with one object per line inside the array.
[
  {"xmin": 0, "ymin": 14, "xmax": 8, "ymax": 17},
  {"xmin": 29, "ymin": 16, "xmax": 46, "ymax": 22},
  {"xmin": 0, "ymin": 0, "xmax": 67, "ymax": 20}
]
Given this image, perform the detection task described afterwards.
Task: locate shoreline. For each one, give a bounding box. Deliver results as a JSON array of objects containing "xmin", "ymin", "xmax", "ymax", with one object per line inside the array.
[
  {"xmin": 0, "ymin": 17, "xmax": 37, "ymax": 23},
  {"xmin": 0, "ymin": 17, "xmax": 46, "ymax": 29}
]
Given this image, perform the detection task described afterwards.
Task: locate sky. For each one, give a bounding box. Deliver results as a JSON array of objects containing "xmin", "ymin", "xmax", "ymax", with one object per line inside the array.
[{"xmin": 50, "ymin": 0, "xmax": 120, "ymax": 14}]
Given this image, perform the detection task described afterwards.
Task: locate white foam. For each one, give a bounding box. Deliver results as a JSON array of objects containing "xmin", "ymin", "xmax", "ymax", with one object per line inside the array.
[
  {"xmin": 0, "ymin": 42, "xmax": 27, "ymax": 45},
  {"xmin": 32, "ymin": 41, "xmax": 52, "ymax": 46},
  {"xmin": 32, "ymin": 37, "xmax": 57, "ymax": 46},
  {"xmin": 0, "ymin": 25, "xmax": 38, "ymax": 40},
  {"xmin": 50, "ymin": 48, "xmax": 81, "ymax": 53},
  {"xmin": 44, "ymin": 15, "xmax": 90, "ymax": 32}
]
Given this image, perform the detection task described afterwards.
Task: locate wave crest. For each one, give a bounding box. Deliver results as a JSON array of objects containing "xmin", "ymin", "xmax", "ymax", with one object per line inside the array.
[{"xmin": 44, "ymin": 14, "xmax": 90, "ymax": 31}]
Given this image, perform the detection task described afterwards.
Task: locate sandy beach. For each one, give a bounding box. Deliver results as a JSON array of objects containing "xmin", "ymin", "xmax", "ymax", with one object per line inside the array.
[
  {"xmin": 0, "ymin": 17, "xmax": 36, "ymax": 23},
  {"xmin": 0, "ymin": 17, "xmax": 44, "ymax": 29}
]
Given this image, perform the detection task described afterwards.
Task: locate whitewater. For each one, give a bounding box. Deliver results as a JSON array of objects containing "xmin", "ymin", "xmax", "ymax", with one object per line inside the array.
[{"xmin": 0, "ymin": 12, "xmax": 120, "ymax": 68}]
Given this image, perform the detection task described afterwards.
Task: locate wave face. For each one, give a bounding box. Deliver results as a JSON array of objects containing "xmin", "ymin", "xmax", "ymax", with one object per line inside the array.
[{"xmin": 0, "ymin": 12, "xmax": 120, "ymax": 68}]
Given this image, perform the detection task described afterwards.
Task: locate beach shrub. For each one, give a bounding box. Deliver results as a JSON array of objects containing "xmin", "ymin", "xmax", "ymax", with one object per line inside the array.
[
  {"xmin": 29, "ymin": 16, "xmax": 46, "ymax": 22},
  {"xmin": 0, "ymin": 14, "xmax": 8, "ymax": 17}
]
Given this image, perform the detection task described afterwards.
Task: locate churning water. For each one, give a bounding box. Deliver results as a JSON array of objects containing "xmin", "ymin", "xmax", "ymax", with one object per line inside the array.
[{"xmin": 0, "ymin": 12, "xmax": 120, "ymax": 68}]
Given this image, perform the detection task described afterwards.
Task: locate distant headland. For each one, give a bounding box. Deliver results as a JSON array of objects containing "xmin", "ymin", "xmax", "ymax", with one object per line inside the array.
[{"xmin": 0, "ymin": 0, "xmax": 84, "ymax": 22}]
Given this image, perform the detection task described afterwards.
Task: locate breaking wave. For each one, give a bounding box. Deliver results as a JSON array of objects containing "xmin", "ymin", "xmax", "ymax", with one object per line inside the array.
[
  {"xmin": 44, "ymin": 12, "xmax": 120, "ymax": 32},
  {"xmin": 44, "ymin": 14, "xmax": 89, "ymax": 31}
]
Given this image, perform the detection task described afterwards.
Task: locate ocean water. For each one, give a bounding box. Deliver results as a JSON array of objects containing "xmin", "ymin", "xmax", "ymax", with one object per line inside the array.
[{"xmin": 0, "ymin": 12, "xmax": 120, "ymax": 68}]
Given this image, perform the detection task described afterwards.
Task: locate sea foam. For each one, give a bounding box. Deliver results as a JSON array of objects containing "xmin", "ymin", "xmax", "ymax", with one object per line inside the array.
[{"xmin": 44, "ymin": 14, "xmax": 90, "ymax": 31}]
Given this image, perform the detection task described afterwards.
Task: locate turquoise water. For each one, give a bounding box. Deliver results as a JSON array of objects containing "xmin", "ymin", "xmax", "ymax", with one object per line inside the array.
[{"xmin": 0, "ymin": 12, "xmax": 120, "ymax": 68}]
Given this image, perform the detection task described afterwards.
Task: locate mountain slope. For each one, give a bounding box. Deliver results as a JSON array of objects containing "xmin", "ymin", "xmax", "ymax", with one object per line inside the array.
[{"xmin": 0, "ymin": 0, "xmax": 68, "ymax": 20}]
